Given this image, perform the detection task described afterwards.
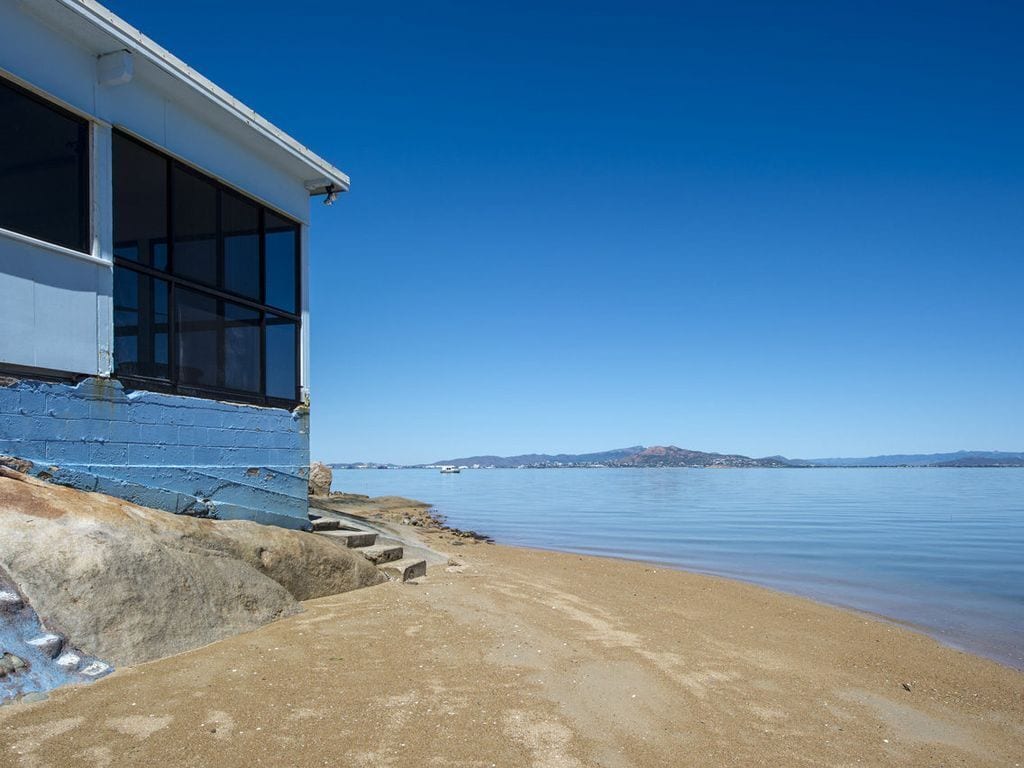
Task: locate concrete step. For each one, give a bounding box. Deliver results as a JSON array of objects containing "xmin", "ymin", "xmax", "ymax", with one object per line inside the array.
[
  {"xmin": 359, "ymin": 544, "xmax": 404, "ymax": 565},
  {"xmin": 310, "ymin": 517, "xmax": 342, "ymax": 532},
  {"xmin": 379, "ymin": 558, "xmax": 427, "ymax": 582},
  {"xmin": 317, "ymin": 529, "xmax": 378, "ymax": 548}
]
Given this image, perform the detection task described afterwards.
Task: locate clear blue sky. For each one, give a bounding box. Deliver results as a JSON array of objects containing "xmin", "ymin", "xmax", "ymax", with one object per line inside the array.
[{"xmin": 105, "ymin": 1, "xmax": 1023, "ymax": 464}]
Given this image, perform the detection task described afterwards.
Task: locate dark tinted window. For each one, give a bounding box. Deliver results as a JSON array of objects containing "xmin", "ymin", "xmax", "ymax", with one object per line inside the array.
[
  {"xmin": 172, "ymin": 166, "xmax": 217, "ymax": 286},
  {"xmin": 0, "ymin": 77, "xmax": 89, "ymax": 252},
  {"xmin": 113, "ymin": 133, "xmax": 168, "ymax": 269},
  {"xmin": 222, "ymin": 190, "xmax": 260, "ymax": 299},
  {"xmin": 265, "ymin": 212, "xmax": 297, "ymax": 312},
  {"xmin": 265, "ymin": 318, "xmax": 297, "ymax": 400},
  {"xmin": 112, "ymin": 130, "xmax": 302, "ymax": 406},
  {"xmin": 223, "ymin": 302, "xmax": 261, "ymax": 393},
  {"xmin": 113, "ymin": 270, "xmax": 169, "ymax": 379},
  {"xmin": 176, "ymin": 288, "xmax": 219, "ymax": 388}
]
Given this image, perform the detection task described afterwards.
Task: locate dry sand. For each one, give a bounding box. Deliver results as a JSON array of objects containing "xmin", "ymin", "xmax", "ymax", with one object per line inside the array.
[{"xmin": 1, "ymin": 525, "xmax": 1021, "ymax": 767}]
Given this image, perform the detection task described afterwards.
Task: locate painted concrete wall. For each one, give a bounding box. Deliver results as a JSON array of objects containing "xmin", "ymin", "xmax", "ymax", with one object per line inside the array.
[{"xmin": 0, "ymin": 377, "xmax": 310, "ymax": 530}]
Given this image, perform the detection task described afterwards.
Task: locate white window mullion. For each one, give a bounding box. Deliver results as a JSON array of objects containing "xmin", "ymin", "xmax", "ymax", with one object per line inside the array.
[{"xmin": 93, "ymin": 122, "xmax": 114, "ymax": 376}]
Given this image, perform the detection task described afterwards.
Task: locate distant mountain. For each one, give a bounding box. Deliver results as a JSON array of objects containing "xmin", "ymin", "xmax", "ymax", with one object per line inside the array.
[
  {"xmin": 333, "ymin": 447, "xmax": 1024, "ymax": 470},
  {"xmin": 798, "ymin": 451, "xmax": 1024, "ymax": 467},
  {"xmin": 930, "ymin": 455, "xmax": 1024, "ymax": 468},
  {"xmin": 431, "ymin": 445, "xmax": 796, "ymax": 469},
  {"xmin": 613, "ymin": 445, "xmax": 795, "ymax": 468},
  {"xmin": 431, "ymin": 446, "xmax": 644, "ymax": 469}
]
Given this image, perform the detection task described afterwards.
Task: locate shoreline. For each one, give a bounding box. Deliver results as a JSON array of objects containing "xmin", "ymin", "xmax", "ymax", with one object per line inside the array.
[
  {"xmin": 500, "ymin": 542, "xmax": 1024, "ymax": 672},
  {"xmin": 3, "ymin": 495, "xmax": 1021, "ymax": 766},
  {"xmin": 3, "ymin": 531, "xmax": 1021, "ymax": 765},
  {"xmin": 317, "ymin": 491, "xmax": 1024, "ymax": 672}
]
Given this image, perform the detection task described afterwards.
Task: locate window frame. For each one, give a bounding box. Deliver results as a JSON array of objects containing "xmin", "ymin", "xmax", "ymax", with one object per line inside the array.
[
  {"xmin": 0, "ymin": 74, "xmax": 91, "ymax": 254},
  {"xmin": 112, "ymin": 129, "xmax": 302, "ymax": 409}
]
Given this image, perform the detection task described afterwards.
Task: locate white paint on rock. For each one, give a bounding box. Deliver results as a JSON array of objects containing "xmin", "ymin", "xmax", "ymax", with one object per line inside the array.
[
  {"xmin": 80, "ymin": 661, "xmax": 111, "ymax": 677},
  {"xmin": 26, "ymin": 633, "xmax": 64, "ymax": 657},
  {"xmin": 55, "ymin": 652, "xmax": 82, "ymax": 670}
]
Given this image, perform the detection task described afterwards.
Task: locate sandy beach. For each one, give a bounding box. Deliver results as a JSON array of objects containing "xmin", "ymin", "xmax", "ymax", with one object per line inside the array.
[{"xmin": 1, "ymin": 507, "xmax": 1021, "ymax": 768}]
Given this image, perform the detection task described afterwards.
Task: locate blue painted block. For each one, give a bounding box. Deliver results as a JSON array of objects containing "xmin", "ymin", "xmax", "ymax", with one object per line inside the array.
[
  {"xmin": 193, "ymin": 446, "xmax": 269, "ymax": 466},
  {"xmin": 19, "ymin": 390, "xmax": 48, "ymax": 416},
  {"xmin": 136, "ymin": 423, "xmax": 180, "ymax": 445},
  {"xmin": 60, "ymin": 419, "xmax": 107, "ymax": 443},
  {"xmin": 176, "ymin": 425, "xmax": 209, "ymax": 445},
  {"xmin": 25, "ymin": 417, "xmax": 67, "ymax": 442},
  {"xmin": 200, "ymin": 428, "xmax": 243, "ymax": 448},
  {"xmin": 0, "ymin": 441, "xmax": 45, "ymax": 462},
  {"xmin": 0, "ymin": 414, "xmax": 30, "ymax": 440},
  {"xmin": 95, "ymin": 420, "xmax": 138, "ymax": 444},
  {"xmin": 88, "ymin": 442, "xmax": 130, "ymax": 464},
  {"xmin": 178, "ymin": 406, "xmax": 225, "ymax": 429},
  {"xmin": 232, "ymin": 413, "xmax": 280, "ymax": 432},
  {"xmin": 46, "ymin": 441, "xmax": 91, "ymax": 463},
  {"xmin": 268, "ymin": 448, "xmax": 309, "ymax": 466},
  {"xmin": 0, "ymin": 391, "xmax": 20, "ymax": 415},
  {"xmin": 127, "ymin": 443, "xmax": 194, "ymax": 465},
  {"xmin": 89, "ymin": 400, "xmax": 129, "ymax": 422},
  {"xmin": 261, "ymin": 429, "xmax": 304, "ymax": 450},
  {"xmin": 44, "ymin": 393, "xmax": 90, "ymax": 420}
]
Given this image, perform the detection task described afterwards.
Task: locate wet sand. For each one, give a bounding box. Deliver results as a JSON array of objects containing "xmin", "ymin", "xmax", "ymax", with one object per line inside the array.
[{"xmin": 1, "ymin": 528, "xmax": 1021, "ymax": 767}]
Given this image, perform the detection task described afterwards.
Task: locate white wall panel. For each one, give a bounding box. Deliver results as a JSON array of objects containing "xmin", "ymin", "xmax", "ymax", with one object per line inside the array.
[{"xmin": 0, "ymin": 233, "xmax": 105, "ymax": 374}]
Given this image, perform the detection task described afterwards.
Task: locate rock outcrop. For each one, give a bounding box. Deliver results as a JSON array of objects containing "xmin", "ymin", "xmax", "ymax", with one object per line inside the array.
[
  {"xmin": 308, "ymin": 461, "xmax": 333, "ymax": 497},
  {"xmin": 0, "ymin": 468, "xmax": 385, "ymax": 667}
]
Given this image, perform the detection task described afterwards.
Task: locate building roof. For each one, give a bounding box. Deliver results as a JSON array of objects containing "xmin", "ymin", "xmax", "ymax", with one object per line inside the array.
[{"xmin": 46, "ymin": 0, "xmax": 350, "ymax": 196}]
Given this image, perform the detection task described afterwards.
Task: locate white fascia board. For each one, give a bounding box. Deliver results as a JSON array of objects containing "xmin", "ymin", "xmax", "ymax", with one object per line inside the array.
[{"xmin": 55, "ymin": 0, "xmax": 350, "ymax": 196}]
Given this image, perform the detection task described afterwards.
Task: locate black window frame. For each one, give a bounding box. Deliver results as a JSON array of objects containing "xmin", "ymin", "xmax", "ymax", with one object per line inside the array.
[
  {"xmin": 112, "ymin": 129, "xmax": 302, "ymax": 409},
  {"xmin": 0, "ymin": 74, "xmax": 90, "ymax": 254}
]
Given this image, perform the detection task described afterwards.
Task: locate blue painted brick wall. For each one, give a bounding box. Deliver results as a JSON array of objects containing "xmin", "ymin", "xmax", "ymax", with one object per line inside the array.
[{"xmin": 0, "ymin": 377, "xmax": 310, "ymax": 529}]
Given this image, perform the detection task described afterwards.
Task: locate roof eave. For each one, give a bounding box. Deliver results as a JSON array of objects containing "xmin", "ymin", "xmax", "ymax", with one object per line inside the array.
[{"xmin": 58, "ymin": 0, "xmax": 350, "ymax": 194}]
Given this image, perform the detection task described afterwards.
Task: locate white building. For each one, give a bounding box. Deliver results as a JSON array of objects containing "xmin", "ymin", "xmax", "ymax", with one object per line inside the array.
[{"xmin": 0, "ymin": 0, "xmax": 349, "ymax": 528}]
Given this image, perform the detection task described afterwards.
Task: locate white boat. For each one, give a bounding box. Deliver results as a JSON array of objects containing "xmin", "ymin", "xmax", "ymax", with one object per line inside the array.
[{"xmin": 439, "ymin": 465, "xmax": 460, "ymax": 474}]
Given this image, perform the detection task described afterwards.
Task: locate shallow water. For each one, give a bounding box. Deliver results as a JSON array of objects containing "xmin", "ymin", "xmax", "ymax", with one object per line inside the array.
[{"xmin": 333, "ymin": 467, "xmax": 1024, "ymax": 668}]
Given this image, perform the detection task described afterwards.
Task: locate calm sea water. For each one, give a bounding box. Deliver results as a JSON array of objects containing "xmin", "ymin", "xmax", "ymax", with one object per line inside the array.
[{"xmin": 334, "ymin": 468, "xmax": 1024, "ymax": 668}]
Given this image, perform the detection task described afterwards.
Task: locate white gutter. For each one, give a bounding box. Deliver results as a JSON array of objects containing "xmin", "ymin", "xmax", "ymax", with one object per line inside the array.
[{"xmin": 56, "ymin": 0, "xmax": 350, "ymax": 195}]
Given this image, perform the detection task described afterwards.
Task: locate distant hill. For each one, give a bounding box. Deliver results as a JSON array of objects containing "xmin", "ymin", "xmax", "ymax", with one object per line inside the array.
[
  {"xmin": 613, "ymin": 446, "xmax": 794, "ymax": 468},
  {"xmin": 431, "ymin": 446, "xmax": 645, "ymax": 469},
  {"xmin": 431, "ymin": 445, "xmax": 796, "ymax": 469},
  {"xmin": 798, "ymin": 451, "xmax": 1024, "ymax": 467},
  {"xmin": 333, "ymin": 447, "xmax": 1024, "ymax": 470},
  {"xmin": 930, "ymin": 455, "xmax": 1024, "ymax": 468}
]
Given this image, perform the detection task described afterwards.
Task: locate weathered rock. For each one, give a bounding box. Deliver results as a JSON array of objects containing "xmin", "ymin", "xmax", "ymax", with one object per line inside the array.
[
  {"xmin": 25, "ymin": 633, "xmax": 63, "ymax": 659},
  {"xmin": 0, "ymin": 653, "xmax": 27, "ymax": 677},
  {"xmin": 308, "ymin": 462, "xmax": 333, "ymax": 497},
  {"xmin": 54, "ymin": 652, "xmax": 80, "ymax": 670},
  {"xmin": 0, "ymin": 468, "xmax": 385, "ymax": 667},
  {"xmin": 0, "ymin": 456, "xmax": 33, "ymax": 475},
  {"xmin": 0, "ymin": 590, "xmax": 23, "ymax": 612},
  {"xmin": 0, "ymin": 576, "xmax": 108, "ymax": 701}
]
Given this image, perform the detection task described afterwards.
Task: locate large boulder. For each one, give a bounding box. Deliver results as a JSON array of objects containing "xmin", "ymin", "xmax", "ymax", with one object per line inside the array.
[
  {"xmin": 0, "ymin": 468, "xmax": 385, "ymax": 667},
  {"xmin": 308, "ymin": 461, "xmax": 333, "ymax": 496}
]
